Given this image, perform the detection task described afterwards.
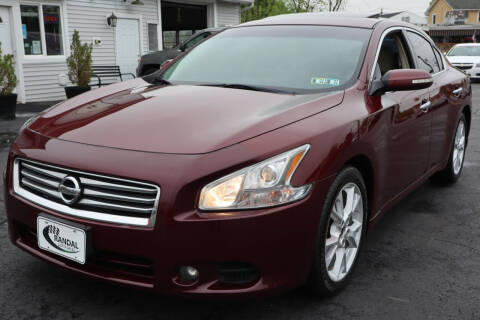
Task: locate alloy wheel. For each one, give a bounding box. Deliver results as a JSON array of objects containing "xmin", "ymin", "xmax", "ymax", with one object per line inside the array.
[
  {"xmin": 452, "ymin": 120, "xmax": 466, "ymax": 175},
  {"xmin": 325, "ymin": 182, "xmax": 364, "ymax": 282}
]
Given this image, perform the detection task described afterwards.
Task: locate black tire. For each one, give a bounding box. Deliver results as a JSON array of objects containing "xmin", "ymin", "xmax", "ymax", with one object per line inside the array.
[
  {"xmin": 308, "ymin": 167, "xmax": 368, "ymax": 296},
  {"xmin": 432, "ymin": 114, "xmax": 467, "ymax": 185},
  {"xmin": 142, "ymin": 67, "xmax": 159, "ymax": 76}
]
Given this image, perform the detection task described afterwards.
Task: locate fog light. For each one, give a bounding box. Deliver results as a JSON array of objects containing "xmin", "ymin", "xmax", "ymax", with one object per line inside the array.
[{"xmin": 179, "ymin": 266, "xmax": 199, "ymax": 283}]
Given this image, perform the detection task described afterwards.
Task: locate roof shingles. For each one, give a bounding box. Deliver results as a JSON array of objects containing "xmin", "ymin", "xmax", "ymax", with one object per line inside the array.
[{"xmin": 445, "ymin": 0, "xmax": 480, "ymax": 10}]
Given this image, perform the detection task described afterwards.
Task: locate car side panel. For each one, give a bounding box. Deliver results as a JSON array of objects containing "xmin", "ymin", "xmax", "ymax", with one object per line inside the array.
[{"xmin": 429, "ymin": 67, "xmax": 470, "ymax": 169}]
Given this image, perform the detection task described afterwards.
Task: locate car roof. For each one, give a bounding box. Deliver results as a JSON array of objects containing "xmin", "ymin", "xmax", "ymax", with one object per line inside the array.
[{"xmin": 239, "ymin": 13, "xmax": 382, "ymax": 29}]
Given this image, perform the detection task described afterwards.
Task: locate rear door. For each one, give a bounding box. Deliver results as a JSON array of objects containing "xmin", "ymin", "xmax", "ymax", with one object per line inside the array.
[
  {"xmin": 429, "ymin": 46, "xmax": 466, "ymax": 169},
  {"xmin": 404, "ymin": 30, "xmax": 466, "ymax": 170}
]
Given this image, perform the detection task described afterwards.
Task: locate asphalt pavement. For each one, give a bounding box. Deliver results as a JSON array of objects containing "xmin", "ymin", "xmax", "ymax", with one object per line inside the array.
[{"xmin": 1, "ymin": 85, "xmax": 480, "ymax": 320}]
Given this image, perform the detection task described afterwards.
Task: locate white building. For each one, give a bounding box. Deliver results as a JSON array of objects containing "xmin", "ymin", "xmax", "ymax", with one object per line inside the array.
[
  {"xmin": 368, "ymin": 11, "xmax": 428, "ymax": 27},
  {"xmin": 0, "ymin": 0, "xmax": 250, "ymax": 103}
]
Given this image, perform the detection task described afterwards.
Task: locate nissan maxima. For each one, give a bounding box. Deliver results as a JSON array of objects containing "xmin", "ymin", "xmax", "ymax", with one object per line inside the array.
[{"xmin": 4, "ymin": 14, "xmax": 471, "ymax": 297}]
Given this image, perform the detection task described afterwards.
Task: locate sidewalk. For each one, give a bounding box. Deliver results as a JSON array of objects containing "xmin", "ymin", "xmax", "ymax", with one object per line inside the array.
[
  {"xmin": 1, "ymin": 101, "xmax": 61, "ymax": 148},
  {"xmin": 16, "ymin": 100, "xmax": 62, "ymax": 114}
]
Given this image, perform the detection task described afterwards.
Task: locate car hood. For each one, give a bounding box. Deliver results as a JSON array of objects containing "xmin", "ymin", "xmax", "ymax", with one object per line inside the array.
[
  {"xmin": 29, "ymin": 79, "xmax": 344, "ymax": 154},
  {"xmin": 446, "ymin": 55, "xmax": 480, "ymax": 64}
]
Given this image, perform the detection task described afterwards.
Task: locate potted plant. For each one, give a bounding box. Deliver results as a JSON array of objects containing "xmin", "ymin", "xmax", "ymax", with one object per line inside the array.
[
  {"xmin": 65, "ymin": 29, "xmax": 93, "ymax": 98},
  {"xmin": 0, "ymin": 41, "xmax": 18, "ymax": 120}
]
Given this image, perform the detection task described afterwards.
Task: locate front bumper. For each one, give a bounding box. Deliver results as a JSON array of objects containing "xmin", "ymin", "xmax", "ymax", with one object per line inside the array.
[
  {"xmin": 465, "ymin": 67, "xmax": 480, "ymax": 79},
  {"xmin": 4, "ymin": 130, "xmax": 332, "ymax": 298}
]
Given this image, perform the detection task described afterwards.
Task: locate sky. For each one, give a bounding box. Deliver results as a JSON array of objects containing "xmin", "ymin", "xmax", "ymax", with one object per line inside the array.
[{"xmin": 343, "ymin": 0, "xmax": 431, "ymax": 16}]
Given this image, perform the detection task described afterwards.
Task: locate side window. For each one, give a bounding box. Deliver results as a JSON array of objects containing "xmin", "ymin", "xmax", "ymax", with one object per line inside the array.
[
  {"xmin": 406, "ymin": 31, "xmax": 440, "ymax": 74},
  {"xmin": 433, "ymin": 48, "xmax": 444, "ymax": 71},
  {"xmin": 184, "ymin": 32, "xmax": 210, "ymax": 50},
  {"xmin": 374, "ymin": 32, "xmax": 413, "ymax": 80}
]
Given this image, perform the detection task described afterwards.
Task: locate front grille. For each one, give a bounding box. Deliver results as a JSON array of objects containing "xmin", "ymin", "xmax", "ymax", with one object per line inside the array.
[
  {"xmin": 217, "ymin": 262, "xmax": 260, "ymax": 284},
  {"xmin": 13, "ymin": 158, "xmax": 160, "ymax": 227},
  {"xmin": 453, "ymin": 63, "xmax": 474, "ymax": 70}
]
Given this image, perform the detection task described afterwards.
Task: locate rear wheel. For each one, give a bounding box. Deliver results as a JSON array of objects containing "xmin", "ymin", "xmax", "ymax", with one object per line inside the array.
[
  {"xmin": 432, "ymin": 114, "xmax": 467, "ymax": 184},
  {"xmin": 308, "ymin": 167, "xmax": 367, "ymax": 296}
]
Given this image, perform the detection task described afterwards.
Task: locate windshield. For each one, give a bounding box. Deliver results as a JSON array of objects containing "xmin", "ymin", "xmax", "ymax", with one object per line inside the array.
[
  {"xmin": 161, "ymin": 26, "xmax": 372, "ymax": 94},
  {"xmin": 448, "ymin": 46, "xmax": 480, "ymax": 57}
]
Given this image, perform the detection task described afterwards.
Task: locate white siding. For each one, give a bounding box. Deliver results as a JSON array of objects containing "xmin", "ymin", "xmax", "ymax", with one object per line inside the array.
[
  {"xmin": 66, "ymin": 0, "xmax": 159, "ymax": 62},
  {"xmin": 22, "ymin": 0, "xmax": 159, "ymax": 102},
  {"xmin": 217, "ymin": 1, "xmax": 240, "ymax": 26},
  {"xmin": 19, "ymin": 0, "xmax": 242, "ymax": 102},
  {"xmin": 23, "ymin": 63, "xmax": 68, "ymax": 102}
]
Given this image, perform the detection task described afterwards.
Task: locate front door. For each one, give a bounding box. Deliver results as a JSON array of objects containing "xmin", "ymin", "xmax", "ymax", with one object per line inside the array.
[
  {"xmin": 0, "ymin": 6, "xmax": 13, "ymax": 55},
  {"xmin": 374, "ymin": 31, "xmax": 432, "ymax": 202},
  {"xmin": 116, "ymin": 18, "xmax": 140, "ymax": 76}
]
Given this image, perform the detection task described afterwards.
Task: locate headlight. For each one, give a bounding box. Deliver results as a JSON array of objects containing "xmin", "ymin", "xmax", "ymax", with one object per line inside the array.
[
  {"xmin": 199, "ymin": 145, "xmax": 312, "ymax": 211},
  {"xmin": 476, "ymin": 63, "xmax": 480, "ymax": 68}
]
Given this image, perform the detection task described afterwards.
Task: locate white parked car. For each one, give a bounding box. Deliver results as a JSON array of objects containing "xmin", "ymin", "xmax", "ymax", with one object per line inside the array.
[{"xmin": 446, "ymin": 43, "xmax": 480, "ymax": 80}]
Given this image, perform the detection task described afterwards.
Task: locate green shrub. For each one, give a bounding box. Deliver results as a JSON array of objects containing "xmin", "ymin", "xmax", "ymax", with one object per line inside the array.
[
  {"xmin": 67, "ymin": 29, "xmax": 93, "ymax": 87},
  {"xmin": 0, "ymin": 41, "xmax": 18, "ymax": 96}
]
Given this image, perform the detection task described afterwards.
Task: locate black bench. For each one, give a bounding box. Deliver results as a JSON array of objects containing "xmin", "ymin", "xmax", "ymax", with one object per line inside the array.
[{"xmin": 91, "ymin": 65, "xmax": 135, "ymax": 87}]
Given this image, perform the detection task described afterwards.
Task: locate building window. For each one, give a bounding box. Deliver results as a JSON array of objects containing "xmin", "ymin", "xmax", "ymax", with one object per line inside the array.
[
  {"xmin": 432, "ymin": 14, "xmax": 437, "ymax": 24},
  {"xmin": 20, "ymin": 4, "xmax": 64, "ymax": 56},
  {"xmin": 148, "ymin": 24, "xmax": 158, "ymax": 51}
]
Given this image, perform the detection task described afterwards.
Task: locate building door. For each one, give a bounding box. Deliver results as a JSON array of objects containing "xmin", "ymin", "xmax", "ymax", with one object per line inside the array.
[
  {"xmin": 116, "ymin": 18, "xmax": 140, "ymax": 76},
  {"xmin": 0, "ymin": 6, "xmax": 13, "ymax": 55}
]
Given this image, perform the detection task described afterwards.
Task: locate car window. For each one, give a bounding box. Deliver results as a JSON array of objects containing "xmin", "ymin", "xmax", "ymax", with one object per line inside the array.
[
  {"xmin": 406, "ymin": 31, "xmax": 440, "ymax": 74},
  {"xmin": 162, "ymin": 26, "xmax": 372, "ymax": 94},
  {"xmin": 433, "ymin": 48, "xmax": 444, "ymax": 71},
  {"xmin": 184, "ymin": 32, "xmax": 211, "ymax": 50},
  {"xmin": 374, "ymin": 32, "xmax": 413, "ymax": 80},
  {"xmin": 447, "ymin": 46, "xmax": 480, "ymax": 56}
]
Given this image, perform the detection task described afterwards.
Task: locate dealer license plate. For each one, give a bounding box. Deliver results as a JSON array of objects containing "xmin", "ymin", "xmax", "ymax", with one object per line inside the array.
[{"xmin": 37, "ymin": 216, "xmax": 87, "ymax": 264}]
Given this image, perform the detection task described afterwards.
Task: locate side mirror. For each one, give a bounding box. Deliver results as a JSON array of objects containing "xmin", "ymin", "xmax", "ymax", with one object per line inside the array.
[{"xmin": 369, "ymin": 69, "xmax": 433, "ymax": 96}]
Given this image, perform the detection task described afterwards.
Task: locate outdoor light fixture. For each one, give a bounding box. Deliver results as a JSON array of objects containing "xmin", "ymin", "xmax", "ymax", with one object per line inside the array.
[
  {"xmin": 131, "ymin": 0, "xmax": 144, "ymax": 4},
  {"xmin": 107, "ymin": 13, "xmax": 117, "ymax": 27}
]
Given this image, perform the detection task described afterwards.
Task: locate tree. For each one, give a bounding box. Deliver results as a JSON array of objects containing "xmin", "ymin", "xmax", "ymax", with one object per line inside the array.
[
  {"xmin": 241, "ymin": 0, "xmax": 347, "ymax": 22},
  {"xmin": 287, "ymin": 0, "xmax": 322, "ymax": 12},
  {"xmin": 66, "ymin": 29, "xmax": 93, "ymax": 87},
  {"xmin": 0, "ymin": 42, "xmax": 17, "ymax": 96},
  {"xmin": 324, "ymin": 0, "xmax": 346, "ymax": 11},
  {"xmin": 242, "ymin": 0, "xmax": 292, "ymax": 22}
]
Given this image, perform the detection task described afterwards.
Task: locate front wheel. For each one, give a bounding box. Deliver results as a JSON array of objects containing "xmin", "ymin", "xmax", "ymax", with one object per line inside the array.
[
  {"xmin": 308, "ymin": 167, "xmax": 367, "ymax": 296},
  {"xmin": 432, "ymin": 114, "xmax": 467, "ymax": 184}
]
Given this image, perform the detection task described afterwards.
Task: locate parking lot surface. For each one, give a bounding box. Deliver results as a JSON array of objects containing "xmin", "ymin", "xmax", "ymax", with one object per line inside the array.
[{"xmin": 1, "ymin": 85, "xmax": 479, "ymax": 320}]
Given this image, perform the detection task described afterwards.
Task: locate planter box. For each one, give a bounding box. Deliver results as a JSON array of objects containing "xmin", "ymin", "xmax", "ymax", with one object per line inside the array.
[
  {"xmin": 65, "ymin": 86, "xmax": 91, "ymax": 99},
  {"xmin": 0, "ymin": 94, "xmax": 17, "ymax": 120}
]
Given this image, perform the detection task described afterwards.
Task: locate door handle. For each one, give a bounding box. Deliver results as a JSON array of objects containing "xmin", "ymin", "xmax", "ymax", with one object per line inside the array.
[
  {"xmin": 453, "ymin": 87, "xmax": 463, "ymax": 97},
  {"xmin": 420, "ymin": 100, "xmax": 431, "ymax": 113}
]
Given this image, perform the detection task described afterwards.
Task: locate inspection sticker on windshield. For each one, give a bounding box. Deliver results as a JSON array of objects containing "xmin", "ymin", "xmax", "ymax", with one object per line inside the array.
[{"xmin": 311, "ymin": 77, "xmax": 341, "ymax": 87}]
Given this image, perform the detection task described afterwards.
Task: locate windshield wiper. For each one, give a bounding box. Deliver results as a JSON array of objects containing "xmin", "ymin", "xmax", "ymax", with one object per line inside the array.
[{"xmin": 199, "ymin": 83, "xmax": 294, "ymax": 94}]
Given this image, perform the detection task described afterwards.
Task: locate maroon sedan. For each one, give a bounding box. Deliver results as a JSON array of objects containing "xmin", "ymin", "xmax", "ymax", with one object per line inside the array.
[{"xmin": 4, "ymin": 14, "xmax": 470, "ymax": 297}]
